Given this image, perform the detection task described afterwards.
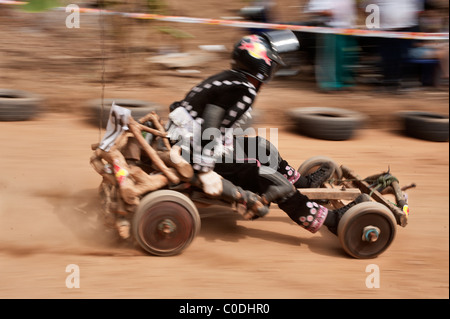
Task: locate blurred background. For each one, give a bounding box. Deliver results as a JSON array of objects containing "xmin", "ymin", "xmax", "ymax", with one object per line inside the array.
[{"xmin": 0, "ymin": 0, "xmax": 448, "ymax": 129}]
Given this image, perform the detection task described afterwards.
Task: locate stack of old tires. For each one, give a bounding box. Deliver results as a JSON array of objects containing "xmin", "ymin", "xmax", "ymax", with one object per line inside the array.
[
  {"xmin": 287, "ymin": 107, "xmax": 449, "ymax": 143},
  {"xmin": 287, "ymin": 107, "xmax": 368, "ymax": 141},
  {"xmin": 395, "ymin": 111, "xmax": 449, "ymax": 142},
  {"xmin": 0, "ymin": 89, "xmax": 42, "ymax": 121}
]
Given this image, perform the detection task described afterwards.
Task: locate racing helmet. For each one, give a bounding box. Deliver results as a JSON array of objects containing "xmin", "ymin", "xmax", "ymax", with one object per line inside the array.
[{"xmin": 231, "ymin": 34, "xmax": 284, "ymax": 83}]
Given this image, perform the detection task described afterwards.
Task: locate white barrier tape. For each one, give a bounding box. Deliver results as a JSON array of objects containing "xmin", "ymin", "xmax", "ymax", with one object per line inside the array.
[
  {"xmin": 1, "ymin": 0, "xmax": 448, "ymax": 40},
  {"xmin": 0, "ymin": 0, "xmax": 23, "ymax": 3}
]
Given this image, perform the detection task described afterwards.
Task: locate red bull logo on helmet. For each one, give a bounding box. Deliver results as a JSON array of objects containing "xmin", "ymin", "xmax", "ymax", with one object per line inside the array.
[{"xmin": 239, "ymin": 35, "xmax": 272, "ymax": 66}]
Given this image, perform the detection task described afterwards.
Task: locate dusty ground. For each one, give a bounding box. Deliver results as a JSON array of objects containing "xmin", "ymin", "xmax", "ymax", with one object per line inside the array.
[{"xmin": 0, "ymin": 2, "xmax": 448, "ymax": 300}]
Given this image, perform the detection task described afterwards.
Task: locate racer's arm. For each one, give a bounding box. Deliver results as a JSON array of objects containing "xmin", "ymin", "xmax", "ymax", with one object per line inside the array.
[{"xmin": 193, "ymin": 83, "xmax": 257, "ymax": 173}]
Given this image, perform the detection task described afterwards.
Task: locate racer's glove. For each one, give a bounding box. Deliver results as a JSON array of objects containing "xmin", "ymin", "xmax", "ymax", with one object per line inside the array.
[
  {"xmin": 198, "ymin": 170, "xmax": 223, "ymax": 196},
  {"xmin": 220, "ymin": 180, "xmax": 269, "ymax": 220},
  {"xmin": 237, "ymin": 190, "xmax": 269, "ymax": 220}
]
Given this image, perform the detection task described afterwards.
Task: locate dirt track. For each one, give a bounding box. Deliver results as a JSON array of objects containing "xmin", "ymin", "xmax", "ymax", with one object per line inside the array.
[
  {"xmin": 0, "ymin": 2, "xmax": 449, "ymax": 300},
  {"xmin": 0, "ymin": 110, "xmax": 448, "ymax": 299}
]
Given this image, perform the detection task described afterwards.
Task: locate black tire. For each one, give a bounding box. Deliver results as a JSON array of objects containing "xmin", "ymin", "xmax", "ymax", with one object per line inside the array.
[
  {"xmin": 0, "ymin": 89, "xmax": 42, "ymax": 121},
  {"xmin": 287, "ymin": 107, "xmax": 367, "ymax": 141},
  {"xmin": 297, "ymin": 155, "xmax": 343, "ymax": 185},
  {"xmin": 132, "ymin": 190, "xmax": 201, "ymax": 256},
  {"xmin": 338, "ymin": 202, "xmax": 396, "ymax": 259},
  {"xmin": 396, "ymin": 111, "xmax": 449, "ymax": 142},
  {"xmin": 87, "ymin": 98, "xmax": 162, "ymax": 128}
]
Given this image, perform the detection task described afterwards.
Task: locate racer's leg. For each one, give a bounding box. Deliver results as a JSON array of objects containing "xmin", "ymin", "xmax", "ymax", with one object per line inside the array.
[
  {"xmin": 214, "ymin": 160, "xmax": 328, "ymax": 233},
  {"xmin": 276, "ymin": 191, "xmax": 371, "ymax": 234},
  {"xmin": 277, "ymin": 190, "xmax": 329, "ymax": 233},
  {"xmin": 237, "ymin": 136, "xmax": 333, "ymax": 188},
  {"xmin": 218, "ymin": 136, "xmax": 367, "ymax": 234}
]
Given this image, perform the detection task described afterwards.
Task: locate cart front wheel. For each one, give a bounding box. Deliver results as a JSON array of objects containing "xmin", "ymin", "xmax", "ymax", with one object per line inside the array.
[
  {"xmin": 132, "ymin": 190, "xmax": 201, "ymax": 256},
  {"xmin": 297, "ymin": 156, "xmax": 343, "ymax": 185},
  {"xmin": 337, "ymin": 202, "xmax": 396, "ymax": 259}
]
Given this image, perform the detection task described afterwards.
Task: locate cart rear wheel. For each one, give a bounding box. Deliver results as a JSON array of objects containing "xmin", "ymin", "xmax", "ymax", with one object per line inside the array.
[
  {"xmin": 132, "ymin": 190, "xmax": 201, "ymax": 256},
  {"xmin": 297, "ymin": 156, "xmax": 342, "ymax": 185},
  {"xmin": 338, "ymin": 202, "xmax": 396, "ymax": 259}
]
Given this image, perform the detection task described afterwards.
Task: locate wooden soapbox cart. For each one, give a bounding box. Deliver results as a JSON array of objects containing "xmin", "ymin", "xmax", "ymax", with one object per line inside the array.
[{"xmin": 90, "ymin": 105, "xmax": 412, "ymax": 259}]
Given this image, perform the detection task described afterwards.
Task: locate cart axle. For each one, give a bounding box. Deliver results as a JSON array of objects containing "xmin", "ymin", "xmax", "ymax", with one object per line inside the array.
[
  {"xmin": 158, "ymin": 219, "xmax": 177, "ymax": 234},
  {"xmin": 362, "ymin": 226, "xmax": 380, "ymax": 242}
]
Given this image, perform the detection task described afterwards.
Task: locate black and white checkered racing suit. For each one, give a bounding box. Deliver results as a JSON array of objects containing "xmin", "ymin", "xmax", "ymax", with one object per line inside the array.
[
  {"xmin": 167, "ymin": 69, "xmax": 257, "ymax": 173},
  {"xmin": 166, "ymin": 69, "xmax": 331, "ymax": 233}
]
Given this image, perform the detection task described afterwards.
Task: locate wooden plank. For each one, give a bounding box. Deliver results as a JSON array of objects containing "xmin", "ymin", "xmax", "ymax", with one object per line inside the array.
[
  {"xmin": 297, "ymin": 188, "xmax": 361, "ymax": 200},
  {"xmin": 340, "ymin": 165, "xmax": 408, "ymax": 227}
]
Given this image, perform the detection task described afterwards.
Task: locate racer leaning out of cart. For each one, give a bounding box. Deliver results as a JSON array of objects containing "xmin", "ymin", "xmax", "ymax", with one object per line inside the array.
[{"xmin": 134, "ymin": 32, "xmax": 370, "ymax": 235}]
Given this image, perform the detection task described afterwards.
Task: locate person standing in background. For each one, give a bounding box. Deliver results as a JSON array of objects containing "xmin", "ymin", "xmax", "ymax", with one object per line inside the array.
[
  {"xmin": 305, "ymin": 0, "xmax": 358, "ymax": 93},
  {"xmin": 409, "ymin": 0, "xmax": 449, "ymax": 87},
  {"xmin": 368, "ymin": 0, "xmax": 424, "ymax": 92}
]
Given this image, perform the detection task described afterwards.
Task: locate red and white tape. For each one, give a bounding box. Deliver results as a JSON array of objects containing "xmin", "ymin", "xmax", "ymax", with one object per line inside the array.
[{"xmin": 1, "ymin": 0, "xmax": 448, "ymax": 40}]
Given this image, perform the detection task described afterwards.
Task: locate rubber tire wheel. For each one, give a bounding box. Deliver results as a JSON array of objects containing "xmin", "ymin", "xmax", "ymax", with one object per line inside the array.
[
  {"xmin": 396, "ymin": 111, "xmax": 449, "ymax": 142},
  {"xmin": 297, "ymin": 155, "xmax": 343, "ymax": 185},
  {"xmin": 132, "ymin": 190, "xmax": 201, "ymax": 256},
  {"xmin": 338, "ymin": 202, "xmax": 396, "ymax": 259},
  {"xmin": 287, "ymin": 107, "xmax": 366, "ymax": 141},
  {"xmin": 0, "ymin": 89, "xmax": 41, "ymax": 121},
  {"xmin": 87, "ymin": 98, "xmax": 162, "ymax": 128}
]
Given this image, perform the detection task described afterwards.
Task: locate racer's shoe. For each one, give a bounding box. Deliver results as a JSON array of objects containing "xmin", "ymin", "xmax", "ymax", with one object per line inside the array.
[
  {"xmin": 299, "ymin": 162, "xmax": 334, "ymax": 188},
  {"xmin": 326, "ymin": 193, "xmax": 372, "ymax": 235}
]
